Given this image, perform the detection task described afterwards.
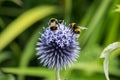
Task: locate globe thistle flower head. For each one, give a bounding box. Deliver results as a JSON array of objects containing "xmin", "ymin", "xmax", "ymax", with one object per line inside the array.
[{"xmin": 36, "ymin": 19, "xmax": 80, "ymax": 70}]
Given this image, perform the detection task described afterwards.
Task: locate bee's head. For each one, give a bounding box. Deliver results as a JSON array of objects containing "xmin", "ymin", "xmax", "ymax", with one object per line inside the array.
[
  {"xmin": 48, "ymin": 18, "xmax": 58, "ymax": 26},
  {"xmin": 69, "ymin": 23, "xmax": 79, "ymax": 29},
  {"xmin": 50, "ymin": 18, "xmax": 57, "ymax": 22}
]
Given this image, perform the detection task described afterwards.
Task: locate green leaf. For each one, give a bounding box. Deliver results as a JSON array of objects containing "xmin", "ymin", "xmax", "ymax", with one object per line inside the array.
[
  {"xmin": 0, "ymin": 71, "xmax": 15, "ymax": 80},
  {"xmin": 80, "ymin": 0, "xmax": 112, "ymax": 46},
  {"xmin": 2, "ymin": 67, "xmax": 55, "ymax": 80},
  {"xmin": 11, "ymin": 0, "xmax": 23, "ymax": 6},
  {"xmin": 0, "ymin": 17, "xmax": 5, "ymax": 28},
  {"xmin": 0, "ymin": 7, "xmax": 23, "ymax": 17},
  {"xmin": 0, "ymin": 6, "xmax": 57, "ymax": 51},
  {"xmin": 64, "ymin": 0, "xmax": 72, "ymax": 24},
  {"xmin": 115, "ymin": 5, "xmax": 120, "ymax": 12},
  {"xmin": 0, "ymin": 52, "xmax": 11, "ymax": 63},
  {"xmin": 100, "ymin": 42, "xmax": 120, "ymax": 80},
  {"xmin": 0, "ymin": 0, "xmax": 22, "ymax": 6},
  {"xmin": 19, "ymin": 27, "xmax": 42, "ymax": 67},
  {"xmin": 18, "ymin": 27, "xmax": 42, "ymax": 80},
  {"xmin": 79, "ymin": 0, "xmax": 101, "ymax": 26}
]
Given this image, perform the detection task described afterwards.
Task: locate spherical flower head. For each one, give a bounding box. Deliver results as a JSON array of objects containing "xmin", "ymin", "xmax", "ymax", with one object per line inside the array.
[{"xmin": 36, "ymin": 21, "xmax": 80, "ymax": 70}]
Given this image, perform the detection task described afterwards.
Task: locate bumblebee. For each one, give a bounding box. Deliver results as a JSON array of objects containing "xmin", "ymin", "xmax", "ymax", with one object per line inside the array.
[
  {"xmin": 69, "ymin": 23, "xmax": 81, "ymax": 34},
  {"xmin": 48, "ymin": 18, "xmax": 59, "ymax": 32},
  {"xmin": 69, "ymin": 23, "xmax": 87, "ymax": 37}
]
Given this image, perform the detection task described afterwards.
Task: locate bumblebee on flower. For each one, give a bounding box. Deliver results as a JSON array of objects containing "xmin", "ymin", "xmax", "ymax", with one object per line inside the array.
[{"xmin": 36, "ymin": 18, "xmax": 87, "ymax": 80}]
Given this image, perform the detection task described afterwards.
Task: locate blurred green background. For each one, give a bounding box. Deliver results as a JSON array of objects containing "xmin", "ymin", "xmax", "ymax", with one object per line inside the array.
[{"xmin": 0, "ymin": 0, "xmax": 120, "ymax": 80}]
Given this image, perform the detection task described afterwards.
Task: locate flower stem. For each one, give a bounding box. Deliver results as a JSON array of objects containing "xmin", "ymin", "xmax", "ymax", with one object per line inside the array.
[{"xmin": 55, "ymin": 69, "xmax": 60, "ymax": 80}]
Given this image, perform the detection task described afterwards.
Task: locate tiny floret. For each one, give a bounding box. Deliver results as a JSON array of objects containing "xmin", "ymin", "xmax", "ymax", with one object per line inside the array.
[{"xmin": 36, "ymin": 18, "xmax": 80, "ymax": 70}]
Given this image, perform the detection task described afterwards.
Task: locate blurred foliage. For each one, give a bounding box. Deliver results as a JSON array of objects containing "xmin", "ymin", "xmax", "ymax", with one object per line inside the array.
[
  {"xmin": 0, "ymin": 0, "xmax": 120, "ymax": 80},
  {"xmin": 0, "ymin": 71, "xmax": 15, "ymax": 80},
  {"xmin": 100, "ymin": 42, "xmax": 120, "ymax": 80},
  {"xmin": 115, "ymin": 5, "xmax": 120, "ymax": 12}
]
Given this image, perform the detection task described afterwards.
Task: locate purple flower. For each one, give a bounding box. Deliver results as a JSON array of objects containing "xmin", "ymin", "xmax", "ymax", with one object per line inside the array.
[{"xmin": 36, "ymin": 21, "xmax": 80, "ymax": 70}]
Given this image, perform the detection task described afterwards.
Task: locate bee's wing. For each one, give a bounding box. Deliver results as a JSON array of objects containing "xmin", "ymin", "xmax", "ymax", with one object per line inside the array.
[{"xmin": 80, "ymin": 26, "xmax": 88, "ymax": 30}]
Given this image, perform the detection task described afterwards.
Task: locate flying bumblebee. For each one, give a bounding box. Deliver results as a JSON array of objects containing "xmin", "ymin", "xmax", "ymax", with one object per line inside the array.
[
  {"xmin": 48, "ymin": 18, "xmax": 59, "ymax": 32},
  {"xmin": 69, "ymin": 23, "xmax": 87, "ymax": 38}
]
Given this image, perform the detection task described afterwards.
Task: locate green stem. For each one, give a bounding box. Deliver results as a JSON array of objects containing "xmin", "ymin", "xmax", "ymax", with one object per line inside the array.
[{"xmin": 55, "ymin": 69, "xmax": 60, "ymax": 80}]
